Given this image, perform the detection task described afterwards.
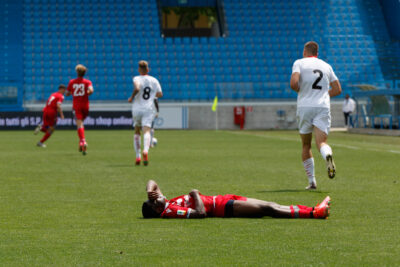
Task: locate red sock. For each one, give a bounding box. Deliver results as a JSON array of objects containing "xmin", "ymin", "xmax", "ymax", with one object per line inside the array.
[
  {"xmin": 290, "ymin": 205, "xmax": 313, "ymax": 218},
  {"xmin": 40, "ymin": 126, "xmax": 47, "ymax": 132},
  {"xmin": 297, "ymin": 205, "xmax": 313, "ymax": 212},
  {"xmin": 40, "ymin": 132, "xmax": 52, "ymax": 143},
  {"xmin": 77, "ymin": 127, "xmax": 85, "ymax": 142}
]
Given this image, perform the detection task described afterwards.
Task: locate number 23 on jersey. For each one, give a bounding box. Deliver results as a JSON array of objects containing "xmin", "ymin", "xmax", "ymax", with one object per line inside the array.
[{"xmin": 73, "ymin": 84, "xmax": 86, "ymax": 96}]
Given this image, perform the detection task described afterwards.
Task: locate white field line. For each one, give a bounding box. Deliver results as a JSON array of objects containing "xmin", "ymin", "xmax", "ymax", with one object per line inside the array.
[{"xmin": 226, "ymin": 131, "xmax": 400, "ymax": 154}]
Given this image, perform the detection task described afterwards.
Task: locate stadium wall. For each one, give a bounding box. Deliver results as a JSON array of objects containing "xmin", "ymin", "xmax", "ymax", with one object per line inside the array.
[
  {"xmin": 187, "ymin": 101, "xmax": 344, "ymax": 130},
  {"xmin": 379, "ymin": 0, "xmax": 400, "ymax": 40},
  {"xmin": 10, "ymin": 101, "xmax": 345, "ymax": 130}
]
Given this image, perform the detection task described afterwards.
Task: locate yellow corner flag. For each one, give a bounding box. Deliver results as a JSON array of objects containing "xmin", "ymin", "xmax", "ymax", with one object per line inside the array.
[{"xmin": 212, "ymin": 96, "xmax": 218, "ymax": 112}]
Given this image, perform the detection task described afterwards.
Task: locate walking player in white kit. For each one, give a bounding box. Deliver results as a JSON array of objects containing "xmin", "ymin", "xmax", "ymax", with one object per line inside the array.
[
  {"xmin": 290, "ymin": 41, "xmax": 342, "ymax": 189},
  {"xmin": 128, "ymin": 60, "xmax": 163, "ymax": 166}
]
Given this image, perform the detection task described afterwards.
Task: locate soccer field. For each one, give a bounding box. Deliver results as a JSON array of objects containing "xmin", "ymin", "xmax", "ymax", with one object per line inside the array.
[{"xmin": 1, "ymin": 129, "xmax": 399, "ymax": 266}]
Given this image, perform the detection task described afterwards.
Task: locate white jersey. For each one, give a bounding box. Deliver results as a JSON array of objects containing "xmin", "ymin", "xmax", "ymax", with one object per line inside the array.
[
  {"xmin": 292, "ymin": 57, "xmax": 338, "ymax": 108},
  {"xmin": 132, "ymin": 75, "xmax": 162, "ymax": 112}
]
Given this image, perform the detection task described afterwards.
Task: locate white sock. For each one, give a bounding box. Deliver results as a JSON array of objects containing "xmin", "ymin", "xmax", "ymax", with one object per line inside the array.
[
  {"xmin": 150, "ymin": 128, "xmax": 154, "ymax": 146},
  {"xmin": 303, "ymin": 158, "xmax": 316, "ymax": 185},
  {"xmin": 143, "ymin": 132, "xmax": 151, "ymax": 153},
  {"xmin": 320, "ymin": 144, "xmax": 333, "ymax": 161},
  {"xmin": 134, "ymin": 134, "xmax": 141, "ymax": 158}
]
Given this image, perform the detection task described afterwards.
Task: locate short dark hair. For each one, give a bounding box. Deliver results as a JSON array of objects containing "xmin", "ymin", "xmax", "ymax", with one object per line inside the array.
[
  {"xmin": 58, "ymin": 84, "xmax": 66, "ymax": 90},
  {"xmin": 304, "ymin": 41, "xmax": 319, "ymax": 56},
  {"xmin": 142, "ymin": 201, "xmax": 161, "ymax": 218}
]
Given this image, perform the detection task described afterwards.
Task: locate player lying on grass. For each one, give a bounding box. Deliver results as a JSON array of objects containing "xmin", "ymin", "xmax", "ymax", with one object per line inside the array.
[{"xmin": 142, "ymin": 180, "xmax": 331, "ymax": 219}]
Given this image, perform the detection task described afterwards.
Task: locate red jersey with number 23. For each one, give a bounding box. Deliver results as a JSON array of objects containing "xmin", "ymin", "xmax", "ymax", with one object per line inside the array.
[
  {"xmin": 43, "ymin": 92, "xmax": 64, "ymax": 114},
  {"xmin": 67, "ymin": 77, "xmax": 93, "ymax": 109}
]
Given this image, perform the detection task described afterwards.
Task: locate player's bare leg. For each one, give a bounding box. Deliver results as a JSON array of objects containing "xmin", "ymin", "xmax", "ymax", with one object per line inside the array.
[
  {"xmin": 37, "ymin": 127, "xmax": 54, "ymax": 148},
  {"xmin": 314, "ymin": 127, "xmax": 335, "ymax": 178},
  {"xmin": 76, "ymin": 119, "xmax": 87, "ymax": 155},
  {"xmin": 142, "ymin": 126, "xmax": 151, "ymax": 166},
  {"xmin": 233, "ymin": 198, "xmax": 330, "ymax": 219},
  {"xmin": 300, "ymin": 133, "xmax": 317, "ymax": 189},
  {"xmin": 134, "ymin": 126, "xmax": 142, "ymax": 165},
  {"xmin": 233, "ymin": 199, "xmax": 292, "ymax": 218}
]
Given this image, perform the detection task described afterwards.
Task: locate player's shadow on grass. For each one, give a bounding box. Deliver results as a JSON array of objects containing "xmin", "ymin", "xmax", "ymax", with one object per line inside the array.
[
  {"xmin": 257, "ymin": 189, "xmax": 328, "ymax": 193},
  {"xmin": 107, "ymin": 164, "xmax": 134, "ymax": 168}
]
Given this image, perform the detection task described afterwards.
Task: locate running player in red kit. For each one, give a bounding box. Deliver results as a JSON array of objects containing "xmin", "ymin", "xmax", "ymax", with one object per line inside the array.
[
  {"xmin": 34, "ymin": 84, "xmax": 66, "ymax": 147},
  {"xmin": 66, "ymin": 64, "xmax": 94, "ymax": 155},
  {"xmin": 142, "ymin": 180, "xmax": 331, "ymax": 219}
]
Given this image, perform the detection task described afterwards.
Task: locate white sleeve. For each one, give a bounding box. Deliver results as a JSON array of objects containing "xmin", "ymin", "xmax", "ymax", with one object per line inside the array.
[
  {"xmin": 328, "ymin": 65, "xmax": 338, "ymax": 83},
  {"xmin": 155, "ymin": 80, "xmax": 162, "ymax": 93},
  {"xmin": 292, "ymin": 60, "xmax": 300, "ymax": 74}
]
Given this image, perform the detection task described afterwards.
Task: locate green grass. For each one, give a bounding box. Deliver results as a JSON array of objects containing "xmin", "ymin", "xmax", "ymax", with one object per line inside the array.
[{"xmin": 0, "ymin": 129, "xmax": 399, "ymax": 266}]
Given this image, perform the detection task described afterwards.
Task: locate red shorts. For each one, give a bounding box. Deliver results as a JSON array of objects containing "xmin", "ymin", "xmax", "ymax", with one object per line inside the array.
[
  {"xmin": 73, "ymin": 106, "xmax": 89, "ymax": 120},
  {"xmin": 42, "ymin": 110, "xmax": 57, "ymax": 128},
  {"xmin": 213, "ymin": 194, "xmax": 247, "ymax": 217}
]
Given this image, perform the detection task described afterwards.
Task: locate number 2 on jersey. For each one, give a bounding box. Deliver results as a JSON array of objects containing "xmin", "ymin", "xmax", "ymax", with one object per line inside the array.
[
  {"xmin": 312, "ymin": 70, "xmax": 323, "ymax": 90},
  {"xmin": 142, "ymin": 87, "xmax": 151, "ymax": 100},
  {"xmin": 73, "ymin": 84, "xmax": 85, "ymax": 96}
]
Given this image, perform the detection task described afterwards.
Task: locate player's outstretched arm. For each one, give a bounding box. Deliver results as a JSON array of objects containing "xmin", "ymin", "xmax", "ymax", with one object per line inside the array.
[
  {"xmin": 146, "ymin": 180, "xmax": 163, "ymax": 201},
  {"xmin": 57, "ymin": 103, "xmax": 64, "ymax": 119},
  {"xmin": 329, "ymin": 80, "xmax": 342, "ymax": 97},
  {"xmin": 154, "ymin": 98, "xmax": 159, "ymax": 113},
  {"xmin": 290, "ymin": 72, "xmax": 300, "ymax": 92},
  {"xmin": 188, "ymin": 189, "xmax": 206, "ymax": 218},
  {"xmin": 65, "ymin": 82, "xmax": 72, "ymax": 96},
  {"xmin": 128, "ymin": 81, "xmax": 140, "ymax": 102}
]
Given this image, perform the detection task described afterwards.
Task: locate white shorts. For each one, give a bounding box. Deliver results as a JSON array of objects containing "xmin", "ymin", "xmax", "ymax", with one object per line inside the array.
[
  {"xmin": 296, "ymin": 107, "xmax": 331, "ymax": 135},
  {"xmin": 132, "ymin": 109, "xmax": 156, "ymax": 128}
]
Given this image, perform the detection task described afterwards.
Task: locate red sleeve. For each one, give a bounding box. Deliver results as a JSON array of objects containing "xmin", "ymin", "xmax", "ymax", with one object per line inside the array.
[
  {"xmin": 84, "ymin": 79, "xmax": 92, "ymax": 89},
  {"xmin": 57, "ymin": 95, "xmax": 64, "ymax": 104},
  {"xmin": 161, "ymin": 204, "xmax": 192, "ymax": 218}
]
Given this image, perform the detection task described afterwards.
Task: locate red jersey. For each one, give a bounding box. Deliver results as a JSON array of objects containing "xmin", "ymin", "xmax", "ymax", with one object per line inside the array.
[
  {"xmin": 160, "ymin": 194, "xmax": 247, "ymax": 218},
  {"xmin": 43, "ymin": 92, "xmax": 64, "ymax": 113},
  {"xmin": 67, "ymin": 77, "xmax": 93, "ymax": 108}
]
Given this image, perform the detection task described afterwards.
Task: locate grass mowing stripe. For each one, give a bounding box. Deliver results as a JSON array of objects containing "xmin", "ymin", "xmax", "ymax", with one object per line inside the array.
[{"xmin": 226, "ymin": 130, "xmax": 400, "ymax": 153}]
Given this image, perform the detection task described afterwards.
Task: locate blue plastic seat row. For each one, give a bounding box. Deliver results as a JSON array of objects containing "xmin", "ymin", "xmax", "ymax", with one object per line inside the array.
[{"xmin": 21, "ymin": 0, "xmax": 394, "ymax": 102}]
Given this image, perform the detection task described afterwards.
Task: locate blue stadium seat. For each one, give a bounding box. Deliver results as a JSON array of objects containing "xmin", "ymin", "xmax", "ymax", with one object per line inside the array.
[{"xmin": 20, "ymin": 0, "xmax": 394, "ymax": 102}]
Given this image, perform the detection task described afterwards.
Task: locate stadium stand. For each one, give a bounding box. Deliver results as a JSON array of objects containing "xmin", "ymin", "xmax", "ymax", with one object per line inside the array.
[
  {"xmin": 15, "ymin": 0, "xmax": 400, "ymax": 103},
  {"xmin": 0, "ymin": 0, "xmax": 23, "ymax": 110}
]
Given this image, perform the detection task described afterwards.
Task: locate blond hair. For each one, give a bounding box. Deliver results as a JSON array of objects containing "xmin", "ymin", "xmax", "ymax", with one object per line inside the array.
[
  {"xmin": 304, "ymin": 41, "xmax": 319, "ymax": 56},
  {"xmin": 138, "ymin": 60, "xmax": 149, "ymax": 72},
  {"xmin": 75, "ymin": 64, "xmax": 87, "ymax": 77}
]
